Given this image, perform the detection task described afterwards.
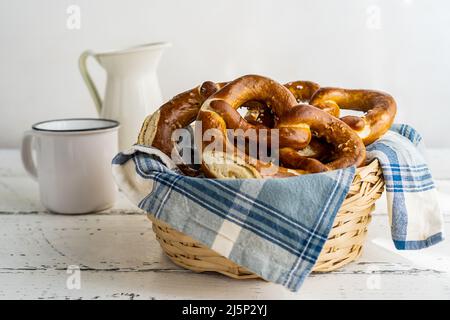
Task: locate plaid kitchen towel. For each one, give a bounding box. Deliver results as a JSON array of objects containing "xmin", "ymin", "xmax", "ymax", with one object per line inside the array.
[
  {"xmin": 112, "ymin": 145, "xmax": 355, "ymax": 292},
  {"xmin": 111, "ymin": 124, "xmax": 443, "ymax": 291},
  {"xmin": 366, "ymin": 124, "xmax": 444, "ymax": 249}
]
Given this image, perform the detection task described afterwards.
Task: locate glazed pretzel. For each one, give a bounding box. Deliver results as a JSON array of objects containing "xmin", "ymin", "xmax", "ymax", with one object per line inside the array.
[
  {"xmin": 138, "ymin": 81, "xmax": 227, "ymax": 175},
  {"xmin": 310, "ymin": 88, "xmax": 397, "ymax": 145},
  {"xmin": 285, "ymin": 80, "xmax": 321, "ymax": 103},
  {"xmin": 197, "ymin": 75, "xmax": 314, "ymax": 178},
  {"xmin": 197, "ymin": 75, "xmax": 365, "ymax": 178},
  {"xmin": 295, "ymin": 138, "xmax": 332, "ymax": 162},
  {"xmin": 242, "ymin": 101, "xmax": 275, "ymax": 128},
  {"xmin": 137, "ymin": 78, "xmax": 313, "ymax": 175},
  {"xmin": 278, "ymin": 104, "xmax": 366, "ymax": 173},
  {"xmin": 208, "ymin": 99, "xmax": 312, "ymax": 150},
  {"xmin": 284, "ymin": 80, "xmax": 332, "ymax": 160},
  {"xmin": 243, "ymin": 80, "xmax": 320, "ymax": 127},
  {"xmin": 244, "ymin": 80, "xmax": 330, "ymax": 160}
]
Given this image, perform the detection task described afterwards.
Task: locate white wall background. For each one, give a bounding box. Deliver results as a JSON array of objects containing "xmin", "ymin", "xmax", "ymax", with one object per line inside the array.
[{"xmin": 0, "ymin": 0, "xmax": 449, "ymax": 148}]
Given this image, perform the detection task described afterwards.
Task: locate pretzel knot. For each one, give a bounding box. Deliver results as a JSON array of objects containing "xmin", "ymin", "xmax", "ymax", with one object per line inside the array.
[
  {"xmin": 244, "ymin": 80, "xmax": 328, "ymax": 159},
  {"xmin": 278, "ymin": 104, "xmax": 366, "ymax": 173},
  {"xmin": 310, "ymin": 88, "xmax": 397, "ymax": 145},
  {"xmin": 243, "ymin": 80, "xmax": 320, "ymax": 127},
  {"xmin": 196, "ymin": 75, "xmax": 366, "ymax": 178}
]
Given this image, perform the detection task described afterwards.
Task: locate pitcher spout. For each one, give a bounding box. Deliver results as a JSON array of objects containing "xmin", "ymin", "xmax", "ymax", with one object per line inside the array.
[{"xmin": 96, "ymin": 42, "xmax": 171, "ymax": 75}]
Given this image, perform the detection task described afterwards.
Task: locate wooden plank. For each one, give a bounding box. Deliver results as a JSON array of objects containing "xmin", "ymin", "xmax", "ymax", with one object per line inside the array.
[
  {"xmin": 1, "ymin": 214, "xmax": 448, "ymax": 273},
  {"xmin": 0, "ymin": 214, "xmax": 449, "ymax": 299},
  {"xmin": 1, "ymin": 269, "xmax": 449, "ymax": 300},
  {"xmin": 0, "ymin": 214, "xmax": 172, "ymax": 271}
]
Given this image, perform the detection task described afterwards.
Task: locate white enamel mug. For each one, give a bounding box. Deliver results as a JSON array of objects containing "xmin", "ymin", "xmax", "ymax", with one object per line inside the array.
[{"xmin": 21, "ymin": 118, "xmax": 119, "ymax": 214}]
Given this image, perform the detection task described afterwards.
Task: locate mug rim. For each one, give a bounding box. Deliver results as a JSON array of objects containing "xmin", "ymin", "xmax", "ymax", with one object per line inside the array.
[{"xmin": 32, "ymin": 118, "xmax": 120, "ymax": 133}]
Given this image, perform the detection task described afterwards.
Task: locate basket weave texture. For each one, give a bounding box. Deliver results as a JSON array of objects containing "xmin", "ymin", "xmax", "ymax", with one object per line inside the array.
[{"xmin": 148, "ymin": 160, "xmax": 384, "ymax": 278}]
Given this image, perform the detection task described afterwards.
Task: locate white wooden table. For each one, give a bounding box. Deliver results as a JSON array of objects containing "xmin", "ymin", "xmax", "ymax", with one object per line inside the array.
[{"xmin": 1, "ymin": 148, "xmax": 449, "ymax": 300}]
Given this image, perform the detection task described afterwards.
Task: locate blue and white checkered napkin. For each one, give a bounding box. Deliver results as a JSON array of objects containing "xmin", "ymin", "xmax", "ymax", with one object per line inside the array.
[
  {"xmin": 366, "ymin": 124, "xmax": 444, "ymax": 249},
  {"xmin": 111, "ymin": 124, "xmax": 443, "ymax": 291}
]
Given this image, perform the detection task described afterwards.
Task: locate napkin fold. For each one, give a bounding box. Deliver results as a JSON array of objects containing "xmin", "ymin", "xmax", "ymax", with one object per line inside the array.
[{"xmin": 112, "ymin": 124, "xmax": 443, "ymax": 291}]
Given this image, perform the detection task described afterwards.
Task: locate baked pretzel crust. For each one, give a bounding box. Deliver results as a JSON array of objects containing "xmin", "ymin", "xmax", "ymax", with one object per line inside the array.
[
  {"xmin": 137, "ymin": 81, "xmax": 227, "ymax": 175},
  {"xmin": 278, "ymin": 104, "xmax": 366, "ymax": 172},
  {"xmin": 310, "ymin": 88, "xmax": 397, "ymax": 145}
]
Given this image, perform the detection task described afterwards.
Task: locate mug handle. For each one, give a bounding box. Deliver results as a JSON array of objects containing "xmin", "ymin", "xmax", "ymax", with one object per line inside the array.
[
  {"xmin": 21, "ymin": 131, "xmax": 38, "ymax": 181},
  {"xmin": 79, "ymin": 50, "xmax": 102, "ymax": 115}
]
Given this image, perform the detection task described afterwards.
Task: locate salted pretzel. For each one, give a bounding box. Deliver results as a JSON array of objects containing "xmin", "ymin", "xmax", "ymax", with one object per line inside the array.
[
  {"xmin": 243, "ymin": 80, "xmax": 320, "ymax": 127},
  {"xmin": 138, "ymin": 81, "xmax": 227, "ymax": 175},
  {"xmin": 284, "ymin": 80, "xmax": 335, "ymax": 161},
  {"xmin": 295, "ymin": 138, "xmax": 332, "ymax": 162},
  {"xmin": 208, "ymin": 99, "xmax": 312, "ymax": 150},
  {"xmin": 197, "ymin": 75, "xmax": 365, "ymax": 178},
  {"xmin": 278, "ymin": 104, "xmax": 366, "ymax": 173},
  {"xmin": 197, "ymin": 75, "xmax": 311, "ymax": 178},
  {"xmin": 242, "ymin": 101, "xmax": 275, "ymax": 128},
  {"xmin": 136, "ymin": 78, "xmax": 315, "ymax": 175},
  {"xmin": 285, "ymin": 80, "xmax": 321, "ymax": 103},
  {"xmin": 310, "ymin": 88, "xmax": 397, "ymax": 145},
  {"xmin": 243, "ymin": 80, "xmax": 330, "ymax": 160}
]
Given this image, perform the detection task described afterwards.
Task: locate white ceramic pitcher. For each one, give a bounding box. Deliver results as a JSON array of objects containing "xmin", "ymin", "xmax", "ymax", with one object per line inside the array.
[{"xmin": 79, "ymin": 42, "xmax": 171, "ymax": 150}]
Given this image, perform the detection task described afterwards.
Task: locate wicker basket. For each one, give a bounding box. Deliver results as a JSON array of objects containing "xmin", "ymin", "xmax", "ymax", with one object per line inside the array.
[{"xmin": 147, "ymin": 159, "xmax": 384, "ymax": 278}]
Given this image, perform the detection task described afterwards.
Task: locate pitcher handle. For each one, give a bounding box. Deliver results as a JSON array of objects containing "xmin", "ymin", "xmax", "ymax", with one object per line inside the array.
[{"xmin": 79, "ymin": 50, "xmax": 102, "ymax": 114}]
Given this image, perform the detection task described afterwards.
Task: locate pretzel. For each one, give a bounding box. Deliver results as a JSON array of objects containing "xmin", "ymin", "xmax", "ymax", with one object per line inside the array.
[
  {"xmin": 138, "ymin": 81, "xmax": 226, "ymax": 175},
  {"xmin": 278, "ymin": 104, "xmax": 366, "ymax": 173},
  {"xmin": 310, "ymin": 88, "xmax": 397, "ymax": 145},
  {"xmin": 242, "ymin": 101, "xmax": 275, "ymax": 128},
  {"xmin": 244, "ymin": 80, "xmax": 320, "ymax": 127},
  {"xmin": 197, "ymin": 75, "xmax": 365, "ymax": 178},
  {"xmin": 295, "ymin": 137, "xmax": 332, "ymax": 162},
  {"xmin": 285, "ymin": 80, "xmax": 321, "ymax": 103},
  {"xmin": 243, "ymin": 80, "xmax": 333, "ymax": 160},
  {"xmin": 208, "ymin": 99, "xmax": 311, "ymax": 150},
  {"xmin": 197, "ymin": 75, "xmax": 318, "ymax": 178},
  {"xmin": 198, "ymin": 99, "xmax": 365, "ymax": 178}
]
